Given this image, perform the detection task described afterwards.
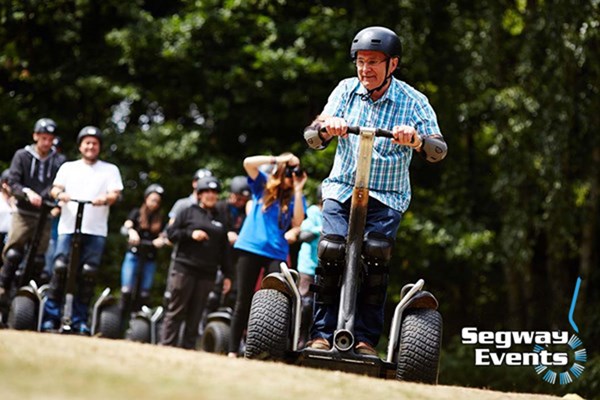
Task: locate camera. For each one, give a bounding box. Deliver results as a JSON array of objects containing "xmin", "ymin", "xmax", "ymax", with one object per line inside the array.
[{"xmin": 285, "ymin": 165, "xmax": 303, "ymax": 178}]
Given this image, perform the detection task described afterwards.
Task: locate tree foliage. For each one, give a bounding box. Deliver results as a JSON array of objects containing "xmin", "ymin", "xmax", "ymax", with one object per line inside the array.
[{"xmin": 1, "ymin": 1, "xmax": 598, "ymax": 397}]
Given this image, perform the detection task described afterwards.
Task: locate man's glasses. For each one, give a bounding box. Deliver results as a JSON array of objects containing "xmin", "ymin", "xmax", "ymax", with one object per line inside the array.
[{"xmin": 355, "ymin": 58, "xmax": 388, "ymax": 69}]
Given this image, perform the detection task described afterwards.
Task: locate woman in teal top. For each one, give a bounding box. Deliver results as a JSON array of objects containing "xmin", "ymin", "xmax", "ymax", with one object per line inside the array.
[{"xmin": 228, "ymin": 153, "xmax": 307, "ymax": 357}]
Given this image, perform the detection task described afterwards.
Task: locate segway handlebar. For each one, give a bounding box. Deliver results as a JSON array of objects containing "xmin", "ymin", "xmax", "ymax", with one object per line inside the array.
[
  {"xmin": 306, "ymin": 124, "xmax": 447, "ymax": 162},
  {"xmin": 67, "ymin": 199, "xmax": 94, "ymax": 205},
  {"xmin": 13, "ymin": 193, "xmax": 58, "ymax": 209},
  {"xmin": 345, "ymin": 126, "xmax": 394, "ymax": 138},
  {"xmin": 305, "ymin": 124, "xmax": 405, "ymax": 150}
]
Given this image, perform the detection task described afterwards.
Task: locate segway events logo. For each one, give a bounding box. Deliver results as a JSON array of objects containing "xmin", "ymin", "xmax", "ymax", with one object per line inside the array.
[{"xmin": 461, "ymin": 277, "xmax": 587, "ymax": 385}]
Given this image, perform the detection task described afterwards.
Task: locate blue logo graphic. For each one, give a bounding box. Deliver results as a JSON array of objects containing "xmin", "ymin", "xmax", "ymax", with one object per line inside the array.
[{"xmin": 533, "ymin": 277, "xmax": 586, "ymax": 385}]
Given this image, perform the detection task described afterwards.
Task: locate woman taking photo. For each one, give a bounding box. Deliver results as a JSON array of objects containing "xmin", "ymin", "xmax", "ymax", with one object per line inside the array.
[{"xmin": 227, "ymin": 153, "xmax": 306, "ymax": 357}]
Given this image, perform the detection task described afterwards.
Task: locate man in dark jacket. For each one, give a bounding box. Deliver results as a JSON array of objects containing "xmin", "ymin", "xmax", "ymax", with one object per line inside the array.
[
  {"xmin": 161, "ymin": 176, "xmax": 232, "ymax": 349},
  {"xmin": 0, "ymin": 118, "xmax": 65, "ymax": 302}
]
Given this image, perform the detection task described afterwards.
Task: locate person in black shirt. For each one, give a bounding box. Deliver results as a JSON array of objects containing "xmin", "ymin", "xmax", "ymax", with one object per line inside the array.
[
  {"xmin": 0, "ymin": 118, "xmax": 65, "ymax": 302},
  {"xmin": 162, "ymin": 176, "xmax": 232, "ymax": 349}
]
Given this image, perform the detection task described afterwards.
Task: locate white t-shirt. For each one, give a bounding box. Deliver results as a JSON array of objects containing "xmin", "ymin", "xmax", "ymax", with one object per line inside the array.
[{"xmin": 54, "ymin": 159, "xmax": 124, "ymax": 237}]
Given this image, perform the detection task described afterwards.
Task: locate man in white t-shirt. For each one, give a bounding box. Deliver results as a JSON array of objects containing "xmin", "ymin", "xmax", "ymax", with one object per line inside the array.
[{"xmin": 42, "ymin": 126, "xmax": 123, "ymax": 334}]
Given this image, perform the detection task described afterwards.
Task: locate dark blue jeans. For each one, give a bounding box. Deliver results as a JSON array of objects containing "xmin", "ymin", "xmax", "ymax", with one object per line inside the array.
[
  {"xmin": 43, "ymin": 233, "xmax": 106, "ymax": 328},
  {"xmin": 310, "ymin": 197, "xmax": 402, "ymax": 347}
]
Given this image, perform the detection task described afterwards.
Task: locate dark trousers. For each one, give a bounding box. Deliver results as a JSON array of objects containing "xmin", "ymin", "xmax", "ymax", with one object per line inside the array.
[
  {"xmin": 311, "ymin": 198, "xmax": 402, "ymax": 346},
  {"xmin": 228, "ymin": 250, "xmax": 282, "ymax": 353},
  {"xmin": 161, "ymin": 266, "xmax": 214, "ymax": 349}
]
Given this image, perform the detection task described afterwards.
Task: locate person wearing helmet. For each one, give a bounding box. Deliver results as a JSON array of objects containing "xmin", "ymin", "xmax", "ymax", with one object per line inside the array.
[
  {"xmin": 41, "ymin": 125, "xmax": 124, "ymax": 334},
  {"xmin": 167, "ymin": 168, "xmax": 213, "ymax": 225},
  {"xmin": 303, "ymin": 27, "xmax": 448, "ymax": 355},
  {"xmin": 215, "ymin": 176, "xmax": 251, "ymax": 246},
  {"xmin": 118, "ymin": 184, "xmax": 167, "ymax": 320},
  {"xmin": 162, "ymin": 176, "xmax": 232, "ymax": 349},
  {"xmin": 0, "ymin": 118, "xmax": 65, "ymax": 305}
]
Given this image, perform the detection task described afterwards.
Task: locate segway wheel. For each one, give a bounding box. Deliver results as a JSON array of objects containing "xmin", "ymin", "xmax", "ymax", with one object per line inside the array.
[
  {"xmin": 8, "ymin": 295, "xmax": 37, "ymax": 331},
  {"xmin": 199, "ymin": 320, "xmax": 230, "ymax": 354},
  {"xmin": 126, "ymin": 317, "xmax": 151, "ymax": 343},
  {"xmin": 396, "ymin": 308, "xmax": 443, "ymax": 384},
  {"xmin": 97, "ymin": 304, "xmax": 122, "ymax": 339},
  {"xmin": 245, "ymin": 289, "xmax": 291, "ymax": 361}
]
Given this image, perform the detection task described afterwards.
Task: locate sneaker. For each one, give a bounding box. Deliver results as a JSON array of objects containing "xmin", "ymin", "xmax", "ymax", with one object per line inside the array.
[
  {"xmin": 41, "ymin": 320, "xmax": 57, "ymax": 332},
  {"xmin": 306, "ymin": 337, "xmax": 330, "ymax": 350},
  {"xmin": 74, "ymin": 322, "xmax": 91, "ymax": 336},
  {"xmin": 355, "ymin": 341, "xmax": 377, "ymax": 356}
]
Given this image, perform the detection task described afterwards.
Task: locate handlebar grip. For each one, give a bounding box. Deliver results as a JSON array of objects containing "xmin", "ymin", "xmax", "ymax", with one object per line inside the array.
[
  {"xmin": 69, "ymin": 199, "xmax": 94, "ymax": 204},
  {"xmin": 318, "ymin": 124, "xmax": 394, "ymax": 138}
]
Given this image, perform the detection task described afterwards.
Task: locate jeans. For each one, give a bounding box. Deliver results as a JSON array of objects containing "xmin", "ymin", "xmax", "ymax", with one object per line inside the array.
[
  {"xmin": 311, "ymin": 197, "xmax": 402, "ymax": 346},
  {"xmin": 43, "ymin": 233, "xmax": 106, "ymax": 327},
  {"xmin": 120, "ymin": 251, "xmax": 156, "ymax": 295}
]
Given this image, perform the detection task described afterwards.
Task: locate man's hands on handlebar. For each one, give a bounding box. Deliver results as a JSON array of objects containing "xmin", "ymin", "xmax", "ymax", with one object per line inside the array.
[
  {"xmin": 22, "ymin": 188, "xmax": 43, "ymax": 207},
  {"xmin": 391, "ymin": 125, "xmax": 422, "ymax": 149},
  {"xmin": 318, "ymin": 116, "xmax": 422, "ymax": 149}
]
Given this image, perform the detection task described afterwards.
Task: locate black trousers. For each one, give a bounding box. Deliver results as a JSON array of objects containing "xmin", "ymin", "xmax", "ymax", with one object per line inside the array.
[
  {"xmin": 160, "ymin": 266, "xmax": 214, "ymax": 349},
  {"xmin": 228, "ymin": 250, "xmax": 282, "ymax": 353}
]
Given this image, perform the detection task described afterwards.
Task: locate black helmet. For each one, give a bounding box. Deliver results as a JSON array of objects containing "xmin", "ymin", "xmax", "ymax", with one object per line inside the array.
[
  {"xmin": 77, "ymin": 126, "xmax": 103, "ymax": 146},
  {"xmin": 144, "ymin": 184, "xmax": 165, "ymax": 198},
  {"xmin": 34, "ymin": 118, "xmax": 57, "ymax": 135},
  {"xmin": 193, "ymin": 168, "xmax": 213, "ymax": 181},
  {"xmin": 196, "ymin": 176, "xmax": 221, "ymax": 193},
  {"xmin": 230, "ymin": 176, "xmax": 250, "ymax": 197},
  {"xmin": 350, "ymin": 26, "xmax": 402, "ymax": 61}
]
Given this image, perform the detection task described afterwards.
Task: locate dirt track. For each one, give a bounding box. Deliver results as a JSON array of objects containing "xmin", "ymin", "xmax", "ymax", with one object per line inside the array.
[{"xmin": 0, "ymin": 330, "xmax": 560, "ymax": 400}]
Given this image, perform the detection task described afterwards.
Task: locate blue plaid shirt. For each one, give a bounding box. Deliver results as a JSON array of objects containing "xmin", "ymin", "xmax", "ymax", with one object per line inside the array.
[{"xmin": 321, "ymin": 77, "xmax": 442, "ymax": 212}]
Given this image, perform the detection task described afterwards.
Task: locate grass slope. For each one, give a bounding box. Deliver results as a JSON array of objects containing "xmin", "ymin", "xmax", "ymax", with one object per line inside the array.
[{"xmin": 0, "ymin": 330, "xmax": 559, "ymax": 400}]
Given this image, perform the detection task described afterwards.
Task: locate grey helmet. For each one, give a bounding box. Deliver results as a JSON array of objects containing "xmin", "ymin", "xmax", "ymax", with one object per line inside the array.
[
  {"xmin": 33, "ymin": 118, "xmax": 57, "ymax": 135},
  {"xmin": 144, "ymin": 183, "xmax": 165, "ymax": 198},
  {"xmin": 77, "ymin": 126, "xmax": 103, "ymax": 146},
  {"xmin": 193, "ymin": 168, "xmax": 213, "ymax": 181},
  {"xmin": 196, "ymin": 176, "xmax": 221, "ymax": 193},
  {"xmin": 350, "ymin": 26, "xmax": 402, "ymax": 62},
  {"xmin": 230, "ymin": 176, "xmax": 250, "ymax": 197},
  {"xmin": 1, "ymin": 169, "xmax": 10, "ymax": 183}
]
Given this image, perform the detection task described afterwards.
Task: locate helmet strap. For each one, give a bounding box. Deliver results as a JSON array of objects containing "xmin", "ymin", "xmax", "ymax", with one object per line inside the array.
[{"xmin": 359, "ymin": 59, "xmax": 392, "ymax": 101}]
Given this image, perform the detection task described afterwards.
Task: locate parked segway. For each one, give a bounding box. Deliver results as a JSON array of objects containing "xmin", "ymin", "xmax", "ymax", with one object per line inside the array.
[
  {"xmin": 198, "ymin": 269, "xmax": 233, "ymax": 354},
  {"xmin": 4, "ymin": 195, "xmax": 56, "ymax": 330},
  {"xmin": 122, "ymin": 239, "xmax": 164, "ymax": 343},
  {"xmin": 244, "ymin": 126, "xmax": 443, "ymax": 383},
  {"xmin": 42, "ymin": 199, "xmax": 121, "ymax": 337}
]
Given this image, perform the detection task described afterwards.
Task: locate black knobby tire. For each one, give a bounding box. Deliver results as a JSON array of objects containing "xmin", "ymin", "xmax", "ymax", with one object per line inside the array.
[
  {"xmin": 8, "ymin": 295, "xmax": 37, "ymax": 331},
  {"xmin": 126, "ymin": 317, "xmax": 151, "ymax": 343},
  {"xmin": 396, "ymin": 308, "xmax": 443, "ymax": 384},
  {"xmin": 245, "ymin": 289, "xmax": 291, "ymax": 361},
  {"xmin": 97, "ymin": 304, "xmax": 122, "ymax": 339},
  {"xmin": 199, "ymin": 320, "xmax": 230, "ymax": 354}
]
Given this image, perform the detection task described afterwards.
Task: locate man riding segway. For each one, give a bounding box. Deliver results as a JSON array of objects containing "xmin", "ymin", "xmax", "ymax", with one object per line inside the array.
[
  {"xmin": 0, "ymin": 118, "xmax": 65, "ymax": 320},
  {"xmin": 42, "ymin": 126, "xmax": 123, "ymax": 334},
  {"xmin": 245, "ymin": 26, "xmax": 447, "ymax": 383}
]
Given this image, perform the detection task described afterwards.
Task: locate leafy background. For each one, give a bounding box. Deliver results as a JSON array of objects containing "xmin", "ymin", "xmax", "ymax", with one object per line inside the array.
[{"xmin": 1, "ymin": 1, "xmax": 598, "ymax": 397}]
